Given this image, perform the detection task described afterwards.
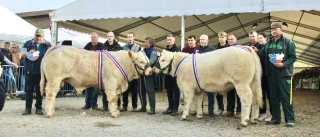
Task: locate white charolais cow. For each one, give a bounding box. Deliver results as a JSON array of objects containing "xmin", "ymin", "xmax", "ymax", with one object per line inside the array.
[
  {"xmin": 154, "ymin": 46, "xmax": 262, "ymax": 126},
  {"xmin": 40, "ymin": 46, "xmax": 152, "ymax": 118}
]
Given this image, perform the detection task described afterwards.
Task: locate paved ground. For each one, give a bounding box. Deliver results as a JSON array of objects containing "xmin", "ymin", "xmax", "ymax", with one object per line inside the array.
[{"xmin": 1, "ymin": 90, "xmax": 320, "ymax": 137}]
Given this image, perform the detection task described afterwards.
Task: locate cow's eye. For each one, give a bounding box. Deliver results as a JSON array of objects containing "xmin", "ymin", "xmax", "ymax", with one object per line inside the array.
[
  {"xmin": 140, "ymin": 61, "xmax": 144, "ymax": 64},
  {"xmin": 161, "ymin": 59, "xmax": 165, "ymax": 62}
]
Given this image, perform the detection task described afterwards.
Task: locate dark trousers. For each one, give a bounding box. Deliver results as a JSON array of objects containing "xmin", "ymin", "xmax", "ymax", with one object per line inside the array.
[
  {"xmin": 226, "ymin": 88, "xmax": 241, "ymax": 113},
  {"xmin": 165, "ymin": 76, "xmax": 180, "ymax": 110},
  {"xmin": 25, "ymin": 74, "xmax": 42, "ymax": 110},
  {"xmin": 216, "ymin": 94, "xmax": 224, "ymax": 110},
  {"xmin": 260, "ymin": 75, "xmax": 273, "ymax": 115},
  {"xmin": 207, "ymin": 92, "xmax": 214, "ymax": 112},
  {"xmin": 122, "ymin": 79, "xmax": 138, "ymax": 108},
  {"xmin": 139, "ymin": 75, "xmax": 155, "ymax": 109},
  {"xmin": 268, "ymin": 74, "xmax": 295, "ymax": 123},
  {"xmin": 84, "ymin": 87, "xmax": 98, "ymax": 108}
]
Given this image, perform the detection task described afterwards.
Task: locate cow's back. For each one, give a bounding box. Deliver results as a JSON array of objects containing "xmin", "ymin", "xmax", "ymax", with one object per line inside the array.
[
  {"xmin": 42, "ymin": 46, "xmax": 99, "ymax": 87},
  {"xmin": 177, "ymin": 47, "xmax": 256, "ymax": 93}
]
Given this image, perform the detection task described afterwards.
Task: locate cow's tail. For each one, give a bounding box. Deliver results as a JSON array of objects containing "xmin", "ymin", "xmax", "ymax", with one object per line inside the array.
[
  {"xmin": 249, "ymin": 47, "xmax": 263, "ymax": 108},
  {"xmin": 40, "ymin": 46, "xmax": 56, "ymax": 95}
]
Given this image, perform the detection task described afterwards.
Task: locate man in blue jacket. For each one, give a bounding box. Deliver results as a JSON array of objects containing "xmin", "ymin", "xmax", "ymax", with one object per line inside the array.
[{"xmin": 21, "ymin": 29, "xmax": 52, "ymax": 115}]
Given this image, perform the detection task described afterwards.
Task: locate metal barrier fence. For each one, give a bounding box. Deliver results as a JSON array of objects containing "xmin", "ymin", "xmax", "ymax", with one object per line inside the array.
[
  {"xmin": 1, "ymin": 65, "xmax": 78, "ymax": 97},
  {"xmin": 1, "ymin": 65, "xmax": 24, "ymax": 95}
]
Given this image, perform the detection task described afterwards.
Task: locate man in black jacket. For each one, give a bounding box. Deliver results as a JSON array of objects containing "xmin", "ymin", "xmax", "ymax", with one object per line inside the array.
[
  {"xmin": 214, "ymin": 31, "xmax": 230, "ymax": 116},
  {"xmin": 82, "ymin": 32, "xmax": 104, "ymax": 110},
  {"xmin": 194, "ymin": 34, "xmax": 216, "ymax": 117},
  {"xmin": 101, "ymin": 31, "xmax": 123, "ymax": 111},
  {"xmin": 224, "ymin": 34, "xmax": 241, "ymax": 117},
  {"xmin": 162, "ymin": 34, "xmax": 181, "ymax": 116}
]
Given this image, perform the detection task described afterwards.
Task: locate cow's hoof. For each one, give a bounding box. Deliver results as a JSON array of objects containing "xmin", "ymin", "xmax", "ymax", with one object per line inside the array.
[
  {"xmin": 47, "ymin": 115, "xmax": 53, "ymax": 118},
  {"xmin": 241, "ymin": 124, "xmax": 248, "ymax": 127},
  {"xmin": 180, "ymin": 116, "xmax": 187, "ymax": 121},
  {"xmin": 241, "ymin": 122, "xmax": 248, "ymax": 127},
  {"xmin": 111, "ymin": 112, "xmax": 120, "ymax": 118},
  {"xmin": 245, "ymin": 118, "xmax": 249, "ymax": 122},
  {"xmin": 196, "ymin": 114, "xmax": 203, "ymax": 119},
  {"xmin": 251, "ymin": 119, "xmax": 258, "ymax": 124}
]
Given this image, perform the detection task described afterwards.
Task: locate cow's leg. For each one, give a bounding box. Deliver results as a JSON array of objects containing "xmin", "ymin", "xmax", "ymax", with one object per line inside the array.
[
  {"xmin": 45, "ymin": 82, "xmax": 60, "ymax": 118},
  {"xmin": 235, "ymin": 84, "xmax": 252, "ymax": 127},
  {"xmin": 250, "ymin": 79, "xmax": 262, "ymax": 124},
  {"xmin": 107, "ymin": 89, "xmax": 120, "ymax": 118},
  {"xmin": 194, "ymin": 91, "xmax": 204, "ymax": 119},
  {"xmin": 181, "ymin": 89, "xmax": 194, "ymax": 121}
]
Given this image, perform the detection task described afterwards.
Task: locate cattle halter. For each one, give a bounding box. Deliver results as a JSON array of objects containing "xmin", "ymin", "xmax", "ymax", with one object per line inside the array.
[
  {"xmin": 132, "ymin": 52, "xmax": 151, "ymax": 74},
  {"xmin": 154, "ymin": 56, "xmax": 174, "ymax": 74}
]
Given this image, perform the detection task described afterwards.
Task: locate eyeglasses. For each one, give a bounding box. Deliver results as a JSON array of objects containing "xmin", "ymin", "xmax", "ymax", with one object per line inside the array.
[{"xmin": 12, "ymin": 47, "xmax": 17, "ymax": 48}]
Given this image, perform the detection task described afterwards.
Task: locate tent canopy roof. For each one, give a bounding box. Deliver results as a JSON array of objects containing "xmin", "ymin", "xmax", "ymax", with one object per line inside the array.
[{"xmin": 50, "ymin": 0, "xmax": 320, "ymax": 67}]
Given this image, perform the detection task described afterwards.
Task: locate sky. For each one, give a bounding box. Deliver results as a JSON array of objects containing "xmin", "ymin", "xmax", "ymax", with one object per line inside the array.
[{"xmin": 0, "ymin": 0, "xmax": 76, "ymax": 13}]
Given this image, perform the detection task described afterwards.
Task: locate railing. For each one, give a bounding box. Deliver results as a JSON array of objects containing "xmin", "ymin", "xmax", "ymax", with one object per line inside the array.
[{"xmin": 1, "ymin": 65, "xmax": 24, "ymax": 95}]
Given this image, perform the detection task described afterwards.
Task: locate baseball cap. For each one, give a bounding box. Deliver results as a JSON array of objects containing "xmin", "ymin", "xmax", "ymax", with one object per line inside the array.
[{"xmin": 35, "ymin": 28, "xmax": 44, "ymax": 36}]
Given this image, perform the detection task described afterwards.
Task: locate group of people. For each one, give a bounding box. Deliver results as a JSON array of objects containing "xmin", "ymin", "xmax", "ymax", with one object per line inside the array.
[
  {"xmin": 0, "ymin": 42, "xmax": 23, "ymax": 100},
  {"xmin": 1, "ymin": 22, "xmax": 296, "ymax": 128},
  {"xmin": 81, "ymin": 31, "xmax": 157, "ymax": 114}
]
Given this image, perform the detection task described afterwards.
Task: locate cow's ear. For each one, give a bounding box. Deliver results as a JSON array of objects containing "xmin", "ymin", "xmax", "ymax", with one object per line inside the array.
[{"xmin": 128, "ymin": 51, "xmax": 133, "ymax": 58}]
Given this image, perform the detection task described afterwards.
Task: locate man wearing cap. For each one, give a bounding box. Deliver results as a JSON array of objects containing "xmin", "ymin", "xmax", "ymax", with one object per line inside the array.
[
  {"xmin": 21, "ymin": 29, "xmax": 52, "ymax": 115},
  {"xmin": 252, "ymin": 23, "xmax": 296, "ymax": 127}
]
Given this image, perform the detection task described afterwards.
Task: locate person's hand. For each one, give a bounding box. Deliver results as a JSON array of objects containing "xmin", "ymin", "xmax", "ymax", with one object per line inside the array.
[
  {"xmin": 251, "ymin": 46, "xmax": 258, "ymax": 52},
  {"xmin": 30, "ymin": 49, "xmax": 35, "ymax": 53},
  {"xmin": 274, "ymin": 63, "xmax": 284, "ymax": 68},
  {"xmin": 21, "ymin": 53, "xmax": 27, "ymax": 58},
  {"xmin": 14, "ymin": 64, "xmax": 18, "ymax": 69}
]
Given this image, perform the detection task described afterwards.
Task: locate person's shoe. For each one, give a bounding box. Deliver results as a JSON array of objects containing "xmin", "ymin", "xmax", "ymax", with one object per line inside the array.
[
  {"xmin": 285, "ymin": 122, "xmax": 294, "ymax": 127},
  {"xmin": 120, "ymin": 107, "xmax": 127, "ymax": 112},
  {"xmin": 132, "ymin": 107, "xmax": 137, "ymax": 111},
  {"xmin": 215, "ymin": 109, "xmax": 224, "ymax": 116},
  {"xmin": 191, "ymin": 112, "xmax": 196, "ymax": 116},
  {"xmin": 35, "ymin": 109, "xmax": 44, "ymax": 115},
  {"xmin": 171, "ymin": 110, "xmax": 178, "ymax": 116},
  {"xmin": 265, "ymin": 115, "xmax": 272, "ymax": 122},
  {"xmin": 148, "ymin": 108, "xmax": 155, "ymax": 115},
  {"xmin": 234, "ymin": 112, "xmax": 241, "ymax": 118},
  {"xmin": 223, "ymin": 112, "xmax": 234, "ymax": 117},
  {"xmin": 162, "ymin": 109, "xmax": 173, "ymax": 115},
  {"xmin": 22, "ymin": 108, "xmax": 31, "ymax": 115},
  {"xmin": 6, "ymin": 95, "xmax": 11, "ymax": 100},
  {"xmin": 81, "ymin": 105, "xmax": 90, "ymax": 109},
  {"xmin": 134, "ymin": 107, "xmax": 147, "ymax": 112},
  {"xmin": 266, "ymin": 120, "xmax": 280, "ymax": 125},
  {"xmin": 209, "ymin": 111, "xmax": 214, "ymax": 117},
  {"xmin": 258, "ymin": 113, "xmax": 266, "ymax": 121},
  {"xmin": 91, "ymin": 106, "xmax": 100, "ymax": 111}
]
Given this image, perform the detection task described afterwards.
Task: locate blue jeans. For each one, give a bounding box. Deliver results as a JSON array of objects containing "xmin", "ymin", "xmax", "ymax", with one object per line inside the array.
[
  {"xmin": 2, "ymin": 68, "xmax": 17, "ymax": 93},
  {"xmin": 20, "ymin": 74, "xmax": 25, "ymax": 91},
  {"xmin": 85, "ymin": 87, "xmax": 98, "ymax": 108}
]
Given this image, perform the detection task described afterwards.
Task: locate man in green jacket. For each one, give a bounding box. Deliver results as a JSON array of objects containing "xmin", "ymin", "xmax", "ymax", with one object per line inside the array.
[{"xmin": 252, "ymin": 23, "xmax": 296, "ymax": 127}]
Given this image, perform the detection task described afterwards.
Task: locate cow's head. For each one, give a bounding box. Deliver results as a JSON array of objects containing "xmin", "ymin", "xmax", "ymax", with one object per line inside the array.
[
  {"xmin": 128, "ymin": 51, "xmax": 153, "ymax": 76},
  {"xmin": 153, "ymin": 50, "xmax": 173, "ymax": 75}
]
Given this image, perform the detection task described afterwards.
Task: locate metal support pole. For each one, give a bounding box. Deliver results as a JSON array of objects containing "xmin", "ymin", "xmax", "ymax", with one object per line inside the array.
[
  {"xmin": 51, "ymin": 21, "xmax": 58, "ymax": 45},
  {"xmin": 181, "ymin": 16, "xmax": 185, "ymax": 49}
]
